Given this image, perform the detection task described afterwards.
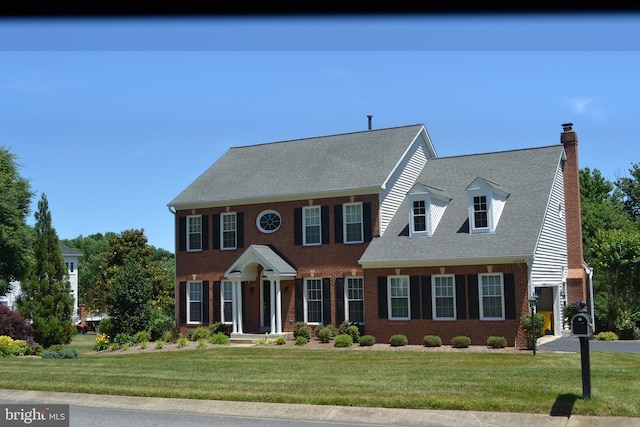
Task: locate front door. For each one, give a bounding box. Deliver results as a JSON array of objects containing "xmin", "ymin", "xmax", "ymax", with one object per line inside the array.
[{"xmin": 262, "ymin": 280, "xmax": 271, "ymax": 329}]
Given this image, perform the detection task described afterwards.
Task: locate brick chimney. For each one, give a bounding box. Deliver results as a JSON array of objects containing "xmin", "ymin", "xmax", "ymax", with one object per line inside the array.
[{"xmin": 560, "ymin": 123, "xmax": 587, "ymax": 302}]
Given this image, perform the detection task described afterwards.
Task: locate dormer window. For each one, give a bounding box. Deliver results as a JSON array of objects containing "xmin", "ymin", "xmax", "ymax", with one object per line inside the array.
[
  {"xmin": 407, "ymin": 184, "xmax": 451, "ymax": 237},
  {"xmin": 466, "ymin": 178, "xmax": 509, "ymax": 234}
]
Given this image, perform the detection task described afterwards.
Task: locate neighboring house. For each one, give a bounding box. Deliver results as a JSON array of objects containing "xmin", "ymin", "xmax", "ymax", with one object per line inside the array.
[
  {"xmin": 168, "ymin": 122, "xmax": 590, "ymax": 347},
  {"xmin": 0, "ymin": 243, "xmax": 82, "ymax": 323}
]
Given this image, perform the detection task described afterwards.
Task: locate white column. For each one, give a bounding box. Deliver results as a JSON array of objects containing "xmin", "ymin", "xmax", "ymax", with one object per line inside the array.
[
  {"xmin": 275, "ymin": 278, "xmax": 282, "ymax": 334},
  {"xmin": 270, "ymin": 279, "xmax": 276, "ymax": 334},
  {"xmin": 231, "ymin": 280, "xmax": 238, "ymax": 334},
  {"xmin": 236, "ymin": 280, "xmax": 243, "ymax": 334}
]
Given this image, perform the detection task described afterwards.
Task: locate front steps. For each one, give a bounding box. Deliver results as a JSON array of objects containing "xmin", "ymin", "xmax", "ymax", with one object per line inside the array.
[{"xmin": 229, "ymin": 332, "xmax": 294, "ymax": 344}]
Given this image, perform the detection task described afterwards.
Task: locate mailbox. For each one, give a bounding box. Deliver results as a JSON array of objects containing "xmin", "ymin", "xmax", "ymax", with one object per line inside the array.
[{"xmin": 571, "ymin": 313, "xmax": 592, "ymax": 337}]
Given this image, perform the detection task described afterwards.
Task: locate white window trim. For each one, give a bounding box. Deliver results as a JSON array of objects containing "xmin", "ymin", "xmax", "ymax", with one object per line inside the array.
[
  {"xmin": 469, "ymin": 193, "xmax": 492, "ymax": 233},
  {"xmin": 478, "ymin": 273, "xmax": 505, "ymax": 320},
  {"xmin": 432, "ymin": 275, "xmax": 456, "ymax": 320},
  {"xmin": 304, "ymin": 278, "xmax": 323, "ymax": 324},
  {"xmin": 187, "ymin": 215, "xmax": 203, "ymax": 252},
  {"xmin": 302, "ymin": 206, "xmax": 322, "ymax": 246},
  {"xmin": 221, "ymin": 280, "xmax": 233, "ymax": 324},
  {"xmin": 221, "ymin": 212, "xmax": 237, "ymax": 250},
  {"xmin": 256, "ymin": 209, "xmax": 282, "ymax": 233},
  {"xmin": 345, "ymin": 276, "xmax": 364, "ymax": 324},
  {"xmin": 187, "ymin": 280, "xmax": 203, "ymax": 324},
  {"xmin": 343, "ymin": 202, "xmax": 364, "ymax": 244},
  {"xmin": 409, "ymin": 196, "xmax": 430, "ymax": 237},
  {"xmin": 388, "ymin": 276, "xmax": 410, "ymax": 320}
]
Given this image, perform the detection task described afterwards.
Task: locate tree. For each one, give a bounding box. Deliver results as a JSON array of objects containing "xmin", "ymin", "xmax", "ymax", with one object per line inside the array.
[
  {"xmin": 107, "ymin": 260, "xmax": 153, "ymax": 337},
  {"xmin": 16, "ymin": 194, "xmax": 75, "ymax": 348},
  {"xmin": 0, "ymin": 146, "xmax": 35, "ymax": 296},
  {"xmin": 616, "ymin": 162, "xmax": 640, "ymax": 223}
]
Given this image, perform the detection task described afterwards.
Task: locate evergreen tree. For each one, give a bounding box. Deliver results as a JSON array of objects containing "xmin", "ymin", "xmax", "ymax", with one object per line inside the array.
[
  {"xmin": 108, "ymin": 260, "xmax": 153, "ymax": 337},
  {"xmin": 17, "ymin": 193, "xmax": 75, "ymax": 348},
  {"xmin": 0, "ymin": 146, "xmax": 35, "ymax": 296}
]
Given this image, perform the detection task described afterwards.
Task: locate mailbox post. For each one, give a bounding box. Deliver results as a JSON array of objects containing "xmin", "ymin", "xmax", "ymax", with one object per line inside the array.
[{"xmin": 571, "ymin": 301, "xmax": 592, "ymax": 399}]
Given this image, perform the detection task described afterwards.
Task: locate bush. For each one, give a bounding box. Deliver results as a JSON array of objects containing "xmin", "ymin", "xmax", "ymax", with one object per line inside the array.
[
  {"xmin": 294, "ymin": 336, "xmax": 308, "ymax": 346},
  {"xmin": 162, "ymin": 330, "xmax": 179, "ymax": 343},
  {"xmin": 275, "ymin": 336, "xmax": 286, "ymax": 345},
  {"xmin": 140, "ymin": 341, "xmax": 148, "ymax": 350},
  {"xmin": 12, "ymin": 339, "xmax": 27, "ymax": 356},
  {"xmin": 452, "ymin": 336, "xmax": 471, "ymax": 348},
  {"xmin": 188, "ymin": 326, "xmax": 211, "ymax": 341},
  {"xmin": 317, "ymin": 327, "xmax": 333, "ymax": 343},
  {"xmin": 147, "ymin": 307, "xmax": 174, "ymax": 341},
  {"xmin": 198, "ymin": 338, "xmax": 207, "ymax": 348},
  {"xmin": 521, "ymin": 312, "xmax": 546, "ymax": 348},
  {"xmin": 133, "ymin": 331, "xmax": 151, "ymax": 344},
  {"xmin": 0, "ymin": 336, "xmax": 15, "ymax": 357},
  {"xmin": 113, "ymin": 333, "xmax": 133, "ymax": 347},
  {"xmin": 319, "ymin": 324, "xmax": 339, "ymax": 338},
  {"xmin": 0, "ymin": 305, "xmax": 34, "ymax": 340},
  {"xmin": 93, "ymin": 333, "xmax": 110, "ymax": 351},
  {"xmin": 334, "ymin": 334, "xmax": 353, "ymax": 347},
  {"xmin": 155, "ymin": 340, "xmax": 165, "ymax": 349},
  {"xmin": 177, "ymin": 337, "xmax": 188, "ymax": 348},
  {"xmin": 563, "ymin": 301, "xmax": 582, "ymax": 326},
  {"xmin": 389, "ymin": 334, "xmax": 408, "ymax": 347},
  {"xmin": 423, "ymin": 335, "xmax": 442, "ymax": 347},
  {"xmin": 293, "ymin": 322, "xmax": 312, "ymax": 341},
  {"xmin": 595, "ymin": 331, "xmax": 619, "ymax": 341},
  {"xmin": 346, "ymin": 325, "xmax": 360, "ymax": 343},
  {"xmin": 208, "ymin": 332, "xmax": 230, "ymax": 345},
  {"xmin": 358, "ymin": 335, "xmax": 375, "ymax": 346},
  {"xmin": 487, "ymin": 336, "xmax": 507, "ymax": 348},
  {"xmin": 42, "ymin": 348, "xmax": 78, "ymax": 359},
  {"xmin": 208, "ymin": 322, "xmax": 230, "ymax": 337},
  {"xmin": 616, "ymin": 310, "xmax": 640, "ymax": 340},
  {"xmin": 97, "ymin": 318, "xmax": 112, "ymax": 337}
]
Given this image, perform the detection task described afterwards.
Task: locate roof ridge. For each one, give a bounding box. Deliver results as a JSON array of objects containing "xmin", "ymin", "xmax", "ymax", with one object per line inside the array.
[{"xmin": 432, "ymin": 144, "xmax": 561, "ymax": 161}]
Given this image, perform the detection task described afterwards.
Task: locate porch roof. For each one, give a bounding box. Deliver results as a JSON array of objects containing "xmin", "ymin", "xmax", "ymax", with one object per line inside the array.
[{"xmin": 225, "ymin": 244, "xmax": 297, "ymax": 279}]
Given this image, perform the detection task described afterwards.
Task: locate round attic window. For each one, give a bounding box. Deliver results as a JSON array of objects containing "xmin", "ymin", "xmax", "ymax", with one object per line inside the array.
[{"xmin": 257, "ymin": 210, "xmax": 282, "ymax": 233}]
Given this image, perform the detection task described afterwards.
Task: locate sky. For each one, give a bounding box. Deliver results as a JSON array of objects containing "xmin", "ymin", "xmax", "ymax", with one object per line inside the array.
[{"xmin": 1, "ymin": 14, "xmax": 640, "ymax": 253}]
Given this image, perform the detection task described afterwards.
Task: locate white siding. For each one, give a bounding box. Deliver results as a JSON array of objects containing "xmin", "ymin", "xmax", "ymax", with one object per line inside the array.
[
  {"xmin": 380, "ymin": 133, "xmax": 430, "ymax": 235},
  {"xmin": 531, "ymin": 162, "xmax": 567, "ymax": 288},
  {"xmin": 430, "ymin": 198, "xmax": 448, "ymax": 234}
]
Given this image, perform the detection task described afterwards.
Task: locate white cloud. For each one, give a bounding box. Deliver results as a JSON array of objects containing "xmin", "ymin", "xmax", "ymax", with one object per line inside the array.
[{"xmin": 565, "ymin": 96, "xmax": 607, "ymax": 123}]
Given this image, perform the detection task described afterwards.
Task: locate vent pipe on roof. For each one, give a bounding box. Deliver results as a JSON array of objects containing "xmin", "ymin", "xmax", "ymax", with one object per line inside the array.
[{"xmin": 367, "ymin": 115, "xmax": 373, "ymax": 130}]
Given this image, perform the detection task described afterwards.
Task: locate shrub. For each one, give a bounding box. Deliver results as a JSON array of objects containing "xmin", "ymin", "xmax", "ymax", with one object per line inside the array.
[
  {"xmin": 616, "ymin": 310, "xmax": 640, "ymax": 340},
  {"xmin": 0, "ymin": 336, "xmax": 15, "ymax": 357},
  {"xmin": 11, "ymin": 339, "xmax": 28, "ymax": 356},
  {"xmin": 140, "ymin": 341, "xmax": 148, "ymax": 350},
  {"xmin": 197, "ymin": 339, "xmax": 207, "ymax": 348},
  {"xmin": 346, "ymin": 325, "xmax": 360, "ymax": 343},
  {"xmin": 0, "ymin": 305, "xmax": 34, "ymax": 340},
  {"xmin": 41, "ymin": 350, "xmax": 61, "ymax": 359},
  {"xmin": 294, "ymin": 336, "xmax": 308, "ymax": 346},
  {"xmin": 293, "ymin": 322, "xmax": 312, "ymax": 341},
  {"xmin": 162, "ymin": 330, "xmax": 179, "ymax": 343},
  {"xmin": 113, "ymin": 333, "xmax": 133, "ymax": 347},
  {"xmin": 109, "ymin": 343, "xmax": 119, "ymax": 351},
  {"xmin": 93, "ymin": 333, "xmax": 110, "ymax": 351},
  {"xmin": 275, "ymin": 336, "xmax": 286, "ymax": 345},
  {"xmin": 177, "ymin": 337, "xmax": 188, "ymax": 348},
  {"xmin": 147, "ymin": 307, "xmax": 174, "ymax": 341},
  {"xmin": 121, "ymin": 343, "xmax": 130, "ymax": 351},
  {"xmin": 452, "ymin": 336, "xmax": 471, "ymax": 348},
  {"xmin": 389, "ymin": 334, "xmax": 408, "ymax": 347},
  {"xmin": 208, "ymin": 332, "xmax": 230, "ymax": 345},
  {"xmin": 563, "ymin": 301, "xmax": 582, "ymax": 326},
  {"xmin": 487, "ymin": 336, "xmax": 507, "ymax": 348},
  {"xmin": 188, "ymin": 326, "xmax": 211, "ymax": 341},
  {"xmin": 359, "ymin": 335, "xmax": 375, "ymax": 346},
  {"xmin": 423, "ymin": 335, "xmax": 442, "ymax": 347},
  {"xmin": 338, "ymin": 320, "xmax": 352, "ymax": 335},
  {"xmin": 521, "ymin": 312, "xmax": 546, "ymax": 349},
  {"xmin": 334, "ymin": 334, "xmax": 353, "ymax": 347},
  {"xmin": 595, "ymin": 331, "xmax": 619, "ymax": 341},
  {"xmin": 97, "ymin": 318, "xmax": 112, "ymax": 337},
  {"xmin": 208, "ymin": 322, "xmax": 230, "ymax": 337},
  {"xmin": 317, "ymin": 327, "xmax": 333, "ymax": 343},
  {"xmin": 24, "ymin": 338, "xmax": 43, "ymax": 356},
  {"xmin": 133, "ymin": 331, "xmax": 151, "ymax": 344},
  {"xmin": 155, "ymin": 340, "xmax": 164, "ymax": 349},
  {"xmin": 320, "ymin": 324, "xmax": 339, "ymax": 338}
]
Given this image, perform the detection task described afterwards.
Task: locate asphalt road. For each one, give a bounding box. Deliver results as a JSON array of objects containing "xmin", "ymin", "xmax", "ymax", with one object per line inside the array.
[{"xmin": 538, "ymin": 336, "xmax": 640, "ymax": 354}]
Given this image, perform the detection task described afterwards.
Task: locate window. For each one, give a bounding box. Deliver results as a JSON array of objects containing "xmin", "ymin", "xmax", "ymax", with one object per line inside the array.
[
  {"xmin": 479, "ymin": 274, "xmax": 504, "ymax": 320},
  {"xmin": 473, "ymin": 195, "xmax": 488, "ymax": 229},
  {"xmin": 305, "ymin": 278, "xmax": 323, "ymax": 323},
  {"xmin": 187, "ymin": 215, "xmax": 202, "ymax": 251},
  {"xmin": 432, "ymin": 275, "xmax": 456, "ymax": 320},
  {"xmin": 303, "ymin": 206, "xmax": 321, "ymax": 245},
  {"xmin": 344, "ymin": 203, "xmax": 363, "ymax": 243},
  {"xmin": 221, "ymin": 213, "xmax": 237, "ymax": 249},
  {"xmin": 412, "ymin": 200, "xmax": 427, "ymax": 232},
  {"xmin": 222, "ymin": 280, "xmax": 233, "ymax": 323},
  {"xmin": 388, "ymin": 276, "xmax": 410, "ymax": 320},
  {"xmin": 257, "ymin": 210, "xmax": 281, "ymax": 233},
  {"xmin": 187, "ymin": 281, "xmax": 203, "ymax": 323},
  {"xmin": 346, "ymin": 277, "xmax": 364, "ymax": 323}
]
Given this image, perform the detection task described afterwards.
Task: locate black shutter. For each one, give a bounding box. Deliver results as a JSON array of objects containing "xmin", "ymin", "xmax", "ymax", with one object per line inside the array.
[
  {"xmin": 237, "ymin": 212, "xmax": 244, "ymax": 248},
  {"xmin": 421, "ymin": 276, "xmax": 432, "ymax": 319},
  {"xmin": 363, "ymin": 201, "xmax": 373, "ymax": 241},
  {"xmin": 410, "ymin": 276, "xmax": 420, "ymax": 319},
  {"xmin": 178, "ymin": 217, "xmax": 186, "ymax": 252},
  {"xmin": 378, "ymin": 276, "xmax": 388, "ymax": 319},
  {"xmin": 212, "ymin": 213, "xmax": 220, "ymax": 250},
  {"xmin": 335, "ymin": 278, "xmax": 345, "ymax": 324},
  {"xmin": 179, "ymin": 281, "xmax": 187, "ymax": 324},
  {"xmin": 213, "ymin": 281, "xmax": 221, "ymax": 323},
  {"xmin": 202, "ymin": 215, "xmax": 209, "ymax": 250},
  {"xmin": 295, "ymin": 278, "xmax": 304, "ymax": 322},
  {"xmin": 294, "ymin": 208, "xmax": 302, "ymax": 246},
  {"xmin": 468, "ymin": 274, "xmax": 479, "ymax": 319},
  {"xmin": 322, "ymin": 278, "xmax": 331, "ymax": 325},
  {"xmin": 455, "ymin": 274, "xmax": 467, "ymax": 319},
  {"xmin": 202, "ymin": 281, "xmax": 210, "ymax": 324},
  {"xmin": 321, "ymin": 205, "xmax": 330, "ymax": 244},
  {"xmin": 504, "ymin": 273, "xmax": 516, "ymax": 319},
  {"xmin": 334, "ymin": 204, "xmax": 343, "ymax": 244}
]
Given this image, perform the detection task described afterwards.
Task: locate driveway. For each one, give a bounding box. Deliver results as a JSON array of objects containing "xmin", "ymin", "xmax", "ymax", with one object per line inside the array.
[{"xmin": 538, "ymin": 336, "xmax": 640, "ymax": 354}]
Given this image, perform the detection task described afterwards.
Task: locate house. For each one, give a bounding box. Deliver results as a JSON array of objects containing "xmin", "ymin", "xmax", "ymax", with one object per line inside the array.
[
  {"xmin": 167, "ymin": 122, "xmax": 590, "ymax": 347},
  {"xmin": 0, "ymin": 243, "xmax": 82, "ymax": 323}
]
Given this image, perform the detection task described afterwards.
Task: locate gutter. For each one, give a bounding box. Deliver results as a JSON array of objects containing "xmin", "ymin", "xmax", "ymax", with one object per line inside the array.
[{"xmin": 168, "ymin": 205, "xmax": 178, "ymax": 329}]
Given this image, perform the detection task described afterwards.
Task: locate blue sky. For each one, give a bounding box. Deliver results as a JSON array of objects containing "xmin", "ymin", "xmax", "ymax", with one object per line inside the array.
[{"xmin": 2, "ymin": 14, "xmax": 640, "ymax": 252}]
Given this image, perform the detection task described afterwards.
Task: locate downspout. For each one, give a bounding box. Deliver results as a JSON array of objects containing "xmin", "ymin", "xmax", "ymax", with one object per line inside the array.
[
  {"xmin": 584, "ymin": 262, "xmax": 595, "ymax": 330},
  {"xmin": 168, "ymin": 206, "xmax": 178, "ymax": 329}
]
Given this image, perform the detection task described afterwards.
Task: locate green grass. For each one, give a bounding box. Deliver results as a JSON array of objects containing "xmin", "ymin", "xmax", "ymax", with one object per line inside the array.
[{"xmin": 4, "ymin": 335, "xmax": 639, "ymax": 418}]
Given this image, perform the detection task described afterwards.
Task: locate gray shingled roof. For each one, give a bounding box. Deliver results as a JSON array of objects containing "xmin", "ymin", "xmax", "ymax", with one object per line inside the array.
[
  {"xmin": 359, "ymin": 145, "xmax": 565, "ymax": 266},
  {"xmin": 59, "ymin": 243, "xmax": 82, "ymax": 257},
  {"xmin": 169, "ymin": 124, "xmax": 427, "ymax": 208}
]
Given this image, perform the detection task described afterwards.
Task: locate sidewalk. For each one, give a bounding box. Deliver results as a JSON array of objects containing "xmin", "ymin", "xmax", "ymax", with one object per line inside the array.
[{"xmin": 2, "ymin": 389, "xmax": 639, "ymax": 427}]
